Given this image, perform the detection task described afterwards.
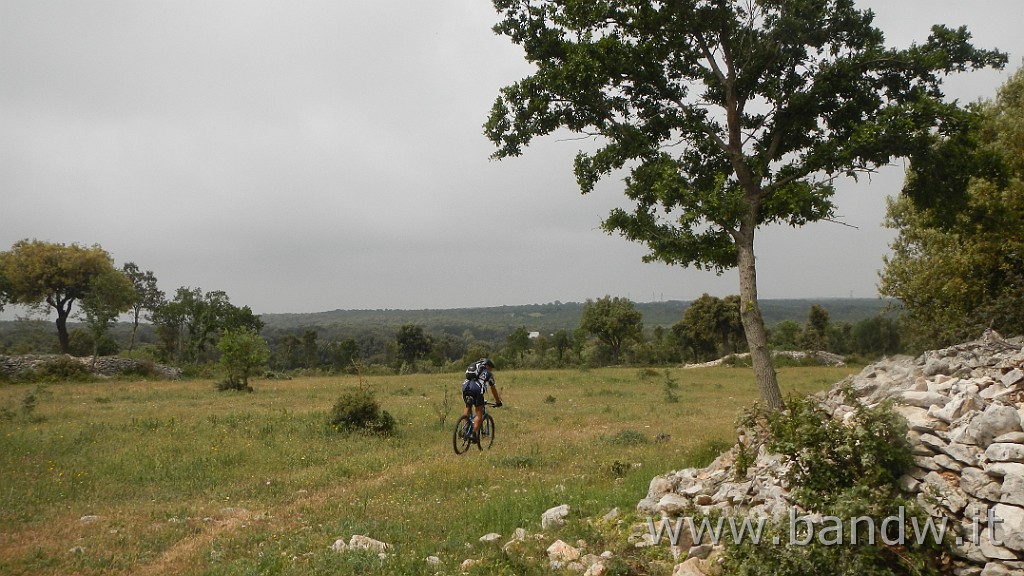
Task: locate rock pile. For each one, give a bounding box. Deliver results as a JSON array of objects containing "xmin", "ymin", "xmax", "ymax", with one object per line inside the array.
[
  {"xmin": 0, "ymin": 354, "xmax": 181, "ymax": 380},
  {"xmin": 637, "ymin": 331, "xmax": 1024, "ymax": 576}
]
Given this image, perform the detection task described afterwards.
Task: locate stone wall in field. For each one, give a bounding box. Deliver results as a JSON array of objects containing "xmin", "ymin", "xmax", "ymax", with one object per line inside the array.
[
  {"xmin": 0, "ymin": 354, "xmax": 181, "ymax": 380},
  {"xmin": 639, "ymin": 330, "xmax": 1024, "ymax": 576}
]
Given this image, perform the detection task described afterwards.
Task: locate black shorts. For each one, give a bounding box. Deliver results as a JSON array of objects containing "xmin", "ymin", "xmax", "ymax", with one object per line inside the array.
[{"xmin": 462, "ymin": 380, "xmax": 485, "ymax": 407}]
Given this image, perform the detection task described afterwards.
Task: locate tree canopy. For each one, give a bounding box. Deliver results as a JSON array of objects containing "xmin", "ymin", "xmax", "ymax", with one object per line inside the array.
[
  {"xmin": 395, "ymin": 323, "xmax": 433, "ymax": 369},
  {"xmin": 78, "ymin": 269, "xmax": 137, "ymax": 359},
  {"xmin": 881, "ymin": 67, "xmax": 1024, "ymax": 350},
  {"xmin": 153, "ymin": 287, "xmax": 263, "ymax": 364},
  {"xmin": 122, "ymin": 262, "xmax": 164, "ymax": 353},
  {"xmin": 485, "ymin": 0, "xmax": 1005, "ymax": 409},
  {"xmin": 580, "ymin": 295, "xmax": 643, "ymax": 363},
  {"xmin": 0, "ymin": 239, "xmax": 123, "ymax": 353}
]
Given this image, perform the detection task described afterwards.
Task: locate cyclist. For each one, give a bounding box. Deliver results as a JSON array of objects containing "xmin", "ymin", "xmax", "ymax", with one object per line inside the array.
[{"xmin": 462, "ymin": 358, "xmax": 503, "ymax": 442}]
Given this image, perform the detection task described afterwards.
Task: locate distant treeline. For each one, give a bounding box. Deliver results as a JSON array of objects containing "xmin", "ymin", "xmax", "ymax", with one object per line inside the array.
[
  {"xmin": 0, "ymin": 297, "xmax": 898, "ymax": 376},
  {"xmin": 258, "ymin": 298, "xmax": 894, "ymax": 338}
]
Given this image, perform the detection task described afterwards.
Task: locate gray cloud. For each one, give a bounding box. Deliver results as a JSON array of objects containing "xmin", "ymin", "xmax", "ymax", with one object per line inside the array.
[{"xmin": 2, "ymin": 1, "xmax": 1021, "ymax": 317}]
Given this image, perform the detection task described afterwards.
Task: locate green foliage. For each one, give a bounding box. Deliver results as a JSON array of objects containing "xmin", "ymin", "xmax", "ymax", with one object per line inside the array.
[
  {"xmin": 486, "ymin": 0, "xmax": 1004, "ymax": 410},
  {"xmin": 328, "ymin": 388, "xmax": 396, "ymax": 436},
  {"xmin": 580, "ymin": 296, "xmax": 643, "ymax": 364},
  {"xmin": 662, "ymin": 370, "xmax": 680, "ymax": 403},
  {"xmin": 27, "ymin": 357, "xmax": 95, "ymax": 383},
  {"xmin": 607, "ymin": 459, "xmax": 632, "ymax": 478},
  {"xmin": 882, "ymin": 68, "xmax": 1024, "ymax": 349},
  {"xmin": 216, "ymin": 327, "xmax": 270, "ymax": 392},
  {"xmin": 674, "ymin": 294, "xmax": 745, "ymax": 361},
  {"xmin": 724, "ymin": 488, "xmax": 948, "ymax": 576},
  {"xmin": 79, "ymin": 269, "xmax": 137, "ymax": 358},
  {"xmin": 755, "ymin": 393, "xmax": 912, "ymax": 509},
  {"xmin": 153, "ymin": 287, "xmax": 263, "ymax": 365},
  {"xmin": 504, "ymin": 326, "xmax": 532, "ymax": 364},
  {"xmin": 606, "ymin": 429, "xmax": 648, "ymax": 446},
  {"xmin": 685, "ymin": 438, "xmax": 733, "ymax": 469},
  {"xmin": 0, "ymin": 239, "xmax": 123, "ymax": 354},
  {"xmin": 121, "ymin": 262, "xmax": 164, "ymax": 354},
  {"xmin": 395, "ymin": 323, "xmax": 432, "ymax": 369},
  {"xmin": 727, "ymin": 395, "xmax": 941, "ymax": 575}
]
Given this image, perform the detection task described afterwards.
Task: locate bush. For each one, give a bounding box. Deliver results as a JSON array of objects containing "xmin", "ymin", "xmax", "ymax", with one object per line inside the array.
[
  {"xmin": 328, "ymin": 389, "xmax": 396, "ymax": 435},
  {"xmin": 725, "ymin": 393, "xmax": 942, "ymax": 576},
  {"xmin": 757, "ymin": 391, "xmax": 912, "ymax": 509},
  {"xmin": 29, "ymin": 357, "xmax": 95, "ymax": 382},
  {"xmin": 606, "ymin": 429, "xmax": 648, "ymax": 446}
]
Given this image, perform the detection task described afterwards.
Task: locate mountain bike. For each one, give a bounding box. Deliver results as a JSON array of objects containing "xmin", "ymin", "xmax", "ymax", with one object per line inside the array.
[{"xmin": 453, "ymin": 401, "xmax": 497, "ymax": 454}]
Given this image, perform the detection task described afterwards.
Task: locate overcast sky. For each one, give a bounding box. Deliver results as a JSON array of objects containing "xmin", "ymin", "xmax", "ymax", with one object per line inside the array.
[{"xmin": 2, "ymin": 1, "xmax": 1021, "ymax": 319}]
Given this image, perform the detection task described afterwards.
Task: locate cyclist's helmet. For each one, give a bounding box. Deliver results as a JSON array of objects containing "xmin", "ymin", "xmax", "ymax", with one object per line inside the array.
[{"xmin": 480, "ymin": 358, "xmax": 495, "ymax": 369}]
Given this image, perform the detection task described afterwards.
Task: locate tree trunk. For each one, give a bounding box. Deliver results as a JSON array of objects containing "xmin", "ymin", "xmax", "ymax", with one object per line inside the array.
[
  {"xmin": 129, "ymin": 310, "xmax": 140, "ymax": 353},
  {"xmin": 734, "ymin": 228, "xmax": 785, "ymax": 412},
  {"xmin": 55, "ymin": 307, "xmax": 71, "ymax": 354}
]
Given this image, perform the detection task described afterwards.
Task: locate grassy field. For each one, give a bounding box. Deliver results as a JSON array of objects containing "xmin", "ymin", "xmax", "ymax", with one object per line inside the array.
[{"xmin": 0, "ymin": 364, "xmax": 858, "ymax": 575}]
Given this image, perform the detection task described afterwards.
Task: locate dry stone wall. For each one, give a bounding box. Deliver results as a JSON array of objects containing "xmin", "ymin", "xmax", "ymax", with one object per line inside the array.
[
  {"xmin": 638, "ymin": 330, "xmax": 1024, "ymax": 576},
  {"xmin": 0, "ymin": 354, "xmax": 181, "ymax": 380}
]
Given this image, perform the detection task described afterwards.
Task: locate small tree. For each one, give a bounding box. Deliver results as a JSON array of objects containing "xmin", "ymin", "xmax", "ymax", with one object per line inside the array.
[
  {"xmin": 551, "ymin": 329, "xmax": 571, "ymax": 365},
  {"xmin": 78, "ymin": 269, "xmax": 137, "ymax": 360},
  {"xmin": 216, "ymin": 327, "xmax": 270, "ymax": 392},
  {"xmin": 395, "ymin": 323, "xmax": 432, "ymax": 371},
  {"xmin": 122, "ymin": 262, "xmax": 164, "ymax": 353},
  {"xmin": 799, "ymin": 304, "xmax": 831, "ymax": 352},
  {"xmin": 505, "ymin": 326, "xmax": 532, "ymax": 363},
  {"xmin": 580, "ymin": 296, "xmax": 643, "ymax": 364}
]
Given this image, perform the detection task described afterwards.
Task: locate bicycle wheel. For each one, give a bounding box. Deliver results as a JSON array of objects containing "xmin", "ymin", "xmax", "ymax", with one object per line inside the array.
[
  {"xmin": 453, "ymin": 415, "xmax": 473, "ymax": 455},
  {"xmin": 478, "ymin": 414, "xmax": 495, "ymax": 450}
]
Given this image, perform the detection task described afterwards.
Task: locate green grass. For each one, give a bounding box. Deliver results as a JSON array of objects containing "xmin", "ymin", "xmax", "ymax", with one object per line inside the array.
[{"xmin": 0, "ymin": 365, "xmax": 857, "ymax": 575}]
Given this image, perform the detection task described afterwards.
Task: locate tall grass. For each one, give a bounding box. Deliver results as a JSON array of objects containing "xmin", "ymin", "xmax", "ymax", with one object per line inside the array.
[{"xmin": 0, "ymin": 365, "xmax": 854, "ymax": 575}]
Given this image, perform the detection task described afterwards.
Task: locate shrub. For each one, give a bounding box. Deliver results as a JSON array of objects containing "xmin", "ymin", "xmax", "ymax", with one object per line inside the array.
[
  {"xmin": 217, "ymin": 328, "xmax": 270, "ymax": 391},
  {"xmin": 685, "ymin": 438, "xmax": 733, "ymax": 468},
  {"xmin": 725, "ymin": 393, "xmax": 941, "ymax": 576},
  {"xmin": 328, "ymin": 389, "xmax": 396, "ymax": 435},
  {"xmin": 606, "ymin": 429, "xmax": 648, "ymax": 446},
  {"xmin": 30, "ymin": 357, "xmax": 95, "ymax": 382},
  {"xmin": 607, "ymin": 459, "xmax": 632, "ymax": 477},
  {"xmin": 757, "ymin": 391, "xmax": 912, "ymax": 509}
]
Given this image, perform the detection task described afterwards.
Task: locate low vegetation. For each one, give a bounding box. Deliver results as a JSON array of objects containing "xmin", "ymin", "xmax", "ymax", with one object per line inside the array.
[
  {"xmin": 727, "ymin": 394, "xmax": 943, "ymax": 575},
  {"xmin": 0, "ymin": 364, "xmax": 855, "ymax": 575}
]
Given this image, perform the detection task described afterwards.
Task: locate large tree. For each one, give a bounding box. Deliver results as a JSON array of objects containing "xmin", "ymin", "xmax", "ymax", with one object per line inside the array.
[
  {"xmin": 485, "ymin": 0, "xmax": 1005, "ymax": 410},
  {"xmin": 0, "ymin": 239, "xmax": 123, "ymax": 353},
  {"xmin": 881, "ymin": 67, "xmax": 1024, "ymax": 350}
]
